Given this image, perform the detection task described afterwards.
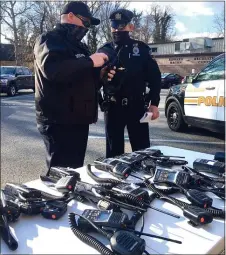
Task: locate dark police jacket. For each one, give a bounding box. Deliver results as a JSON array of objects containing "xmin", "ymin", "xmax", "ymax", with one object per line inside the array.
[
  {"xmin": 98, "ymin": 38, "xmax": 161, "ymax": 106},
  {"xmin": 34, "ymin": 23, "xmax": 100, "ymax": 125}
]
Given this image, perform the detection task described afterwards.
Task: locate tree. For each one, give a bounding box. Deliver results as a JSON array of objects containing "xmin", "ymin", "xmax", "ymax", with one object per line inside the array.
[
  {"xmin": 17, "ymin": 17, "xmax": 33, "ymax": 64},
  {"xmin": 213, "ymin": 10, "xmax": 225, "ymax": 37},
  {"xmin": 139, "ymin": 4, "xmax": 175, "ymax": 44},
  {"xmin": 130, "ymin": 9, "xmax": 143, "ymax": 40},
  {"xmin": 26, "ymin": 1, "xmax": 68, "ymax": 48},
  {"xmin": 1, "ymin": 1, "xmax": 31, "ymax": 65},
  {"xmin": 139, "ymin": 12, "xmax": 154, "ymax": 44},
  {"xmin": 85, "ymin": 1, "xmax": 102, "ymax": 53}
]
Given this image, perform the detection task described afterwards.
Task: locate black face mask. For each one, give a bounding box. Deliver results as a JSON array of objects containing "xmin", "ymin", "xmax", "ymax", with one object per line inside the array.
[
  {"xmin": 70, "ymin": 24, "xmax": 88, "ymax": 41},
  {"xmin": 112, "ymin": 31, "xmax": 130, "ymax": 44},
  {"xmin": 59, "ymin": 23, "xmax": 88, "ymax": 42}
]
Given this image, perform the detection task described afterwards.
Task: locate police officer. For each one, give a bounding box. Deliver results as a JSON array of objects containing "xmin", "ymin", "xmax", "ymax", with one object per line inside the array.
[
  {"xmin": 34, "ymin": 1, "xmax": 115, "ymax": 174},
  {"xmin": 98, "ymin": 9, "xmax": 161, "ymax": 158}
]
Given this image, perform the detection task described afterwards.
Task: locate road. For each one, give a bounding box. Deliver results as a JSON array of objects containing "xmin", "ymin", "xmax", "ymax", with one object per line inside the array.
[{"xmin": 1, "ymin": 89, "xmax": 224, "ymax": 186}]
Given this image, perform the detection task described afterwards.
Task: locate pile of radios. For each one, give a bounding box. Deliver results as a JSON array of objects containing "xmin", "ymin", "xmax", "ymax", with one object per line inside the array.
[{"xmin": 1, "ymin": 148, "xmax": 225, "ymax": 255}]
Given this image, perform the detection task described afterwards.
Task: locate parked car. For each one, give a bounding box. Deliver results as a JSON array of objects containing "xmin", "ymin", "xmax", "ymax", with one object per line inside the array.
[
  {"xmin": 0, "ymin": 66, "xmax": 35, "ymax": 96},
  {"xmin": 165, "ymin": 53, "xmax": 225, "ymax": 134},
  {"xmin": 161, "ymin": 73, "xmax": 183, "ymax": 88}
]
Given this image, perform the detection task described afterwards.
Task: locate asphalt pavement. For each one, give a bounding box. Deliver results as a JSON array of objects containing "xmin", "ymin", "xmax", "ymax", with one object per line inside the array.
[{"xmin": 1, "ymin": 89, "xmax": 225, "ymax": 186}]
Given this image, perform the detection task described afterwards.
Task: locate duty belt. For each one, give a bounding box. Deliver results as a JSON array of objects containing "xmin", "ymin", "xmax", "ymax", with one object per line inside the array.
[{"xmin": 109, "ymin": 96, "xmax": 144, "ymax": 106}]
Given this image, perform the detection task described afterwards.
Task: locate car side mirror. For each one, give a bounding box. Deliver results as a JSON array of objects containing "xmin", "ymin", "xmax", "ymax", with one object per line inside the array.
[{"xmin": 15, "ymin": 73, "xmax": 19, "ymax": 77}]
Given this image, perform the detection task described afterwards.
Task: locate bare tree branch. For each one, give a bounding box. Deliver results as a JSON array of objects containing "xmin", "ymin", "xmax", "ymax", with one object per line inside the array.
[{"xmin": 213, "ymin": 10, "xmax": 225, "ymax": 37}]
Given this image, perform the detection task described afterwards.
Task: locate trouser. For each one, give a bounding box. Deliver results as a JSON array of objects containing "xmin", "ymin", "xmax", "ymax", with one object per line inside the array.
[
  {"xmin": 37, "ymin": 123, "xmax": 89, "ymax": 175},
  {"xmin": 104, "ymin": 101, "xmax": 150, "ymax": 158}
]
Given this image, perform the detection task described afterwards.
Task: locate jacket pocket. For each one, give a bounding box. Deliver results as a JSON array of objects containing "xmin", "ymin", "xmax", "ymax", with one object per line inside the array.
[{"xmin": 69, "ymin": 100, "xmax": 94, "ymax": 120}]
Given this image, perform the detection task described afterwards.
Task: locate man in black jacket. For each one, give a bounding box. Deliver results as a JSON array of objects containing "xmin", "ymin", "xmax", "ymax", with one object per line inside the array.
[
  {"xmin": 34, "ymin": 1, "xmax": 115, "ymax": 174},
  {"xmin": 98, "ymin": 9, "xmax": 161, "ymax": 158}
]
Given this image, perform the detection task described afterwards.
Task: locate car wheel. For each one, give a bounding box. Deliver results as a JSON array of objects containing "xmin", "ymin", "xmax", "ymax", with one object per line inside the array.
[
  {"xmin": 7, "ymin": 84, "xmax": 16, "ymax": 97},
  {"xmin": 166, "ymin": 102, "xmax": 187, "ymax": 131}
]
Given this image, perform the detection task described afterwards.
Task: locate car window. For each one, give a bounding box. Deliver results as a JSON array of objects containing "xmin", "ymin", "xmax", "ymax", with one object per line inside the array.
[
  {"xmin": 23, "ymin": 68, "xmax": 31, "ymax": 75},
  {"xmin": 16, "ymin": 68, "xmax": 24, "ymax": 75},
  {"xmin": 168, "ymin": 74, "xmax": 175, "ymax": 78},
  {"xmin": 161, "ymin": 73, "xmax": 170, "ymax": 78},
  {"xmin": 195, "ymin": 56, "xmax": 225, "ymax": 82},
  {"xmin": 0, "ymin": 67, "xmax": 16, "ymax": 75}
]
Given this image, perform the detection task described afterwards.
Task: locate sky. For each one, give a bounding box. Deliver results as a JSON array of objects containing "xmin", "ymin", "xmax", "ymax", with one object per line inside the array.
[
  {"xmin": 129, "ymin": 1, "xmax": 225, "ymax": 39},
  {"xmin": 1, "ymin": 1, "xmax": 225, "ymax": 43}
]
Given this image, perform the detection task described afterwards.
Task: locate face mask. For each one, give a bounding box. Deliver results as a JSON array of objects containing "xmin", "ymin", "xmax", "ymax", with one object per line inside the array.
[
  {"xmin": 112, "ymin": 31, "xmax": 130, "ymax": 43},
  {"xmin": 72, "ymin": 25, "xmax": 88, "ymax": 41},
  {"xmin": 62, "ymin": 23, "xmax": 88, "ymax": 41}
]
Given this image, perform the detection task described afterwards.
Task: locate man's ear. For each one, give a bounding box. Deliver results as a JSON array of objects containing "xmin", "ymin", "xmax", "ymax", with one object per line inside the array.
[
  {"xmin": 68, "ymin": 12, "xmax": 74, "ymax": 21},
  {"xmin": 129, "ymin": 23, "xmax": 135, "ymax": 32}
]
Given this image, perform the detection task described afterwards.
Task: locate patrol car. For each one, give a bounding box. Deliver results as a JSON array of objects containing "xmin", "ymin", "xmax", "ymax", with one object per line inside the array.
[{"xmin": 165, "ymin": 53, "xmax": 225, "ymax": 133}]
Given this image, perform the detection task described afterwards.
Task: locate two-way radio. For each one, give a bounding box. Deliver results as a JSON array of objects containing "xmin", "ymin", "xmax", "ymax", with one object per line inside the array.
[
  {"xmin": 94, "ymin": 157, "xmax": 132, "ymax": 179},
  {"xmin": 193, "ymin": 159, "xmax": 225, "ymax": 175},
  {"xmin": 69, "ymin": 212, "xmax": 181, "ymax": 255},
  {"xmin": 78, "ymin": 209, "xmax": 129, "ymax": 231},
  {"xmin": 153, "ymin": 169, "xmax": 213, "ymax": 208},
  {"xmin": 153, "ymin": 168, "xmax": 191, "ymax": 188},
  {"xmin": 145, "ymin": 181, "xmax": 214, "ymax": 227},
  {"xmin": 0, "ymin": 190, "xmax": 18, "ymax": 251}
]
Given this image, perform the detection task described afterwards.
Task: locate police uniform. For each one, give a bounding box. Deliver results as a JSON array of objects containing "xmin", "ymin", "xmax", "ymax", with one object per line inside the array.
[{"xmin": 98, "ymin": 9, "xmax": 161, "ymax": 158}]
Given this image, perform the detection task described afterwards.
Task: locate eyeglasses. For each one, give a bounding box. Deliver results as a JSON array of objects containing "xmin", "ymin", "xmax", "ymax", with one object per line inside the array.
[{"xmin": 76, "ymin": 14, "xmax": 91, "ymax": 28}]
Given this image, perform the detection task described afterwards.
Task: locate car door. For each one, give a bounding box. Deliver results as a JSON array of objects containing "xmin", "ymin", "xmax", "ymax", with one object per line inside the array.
[
  {"xmin": 15, "ymin": 67, "xmax": 24, "ymax": 89},
  {"xmin": 174, "ymin": 74, "xmax": 182, "ymax": 84},
  {"xmin": 166, "ymin": 74, "xmax": 175, "ymax": 87},
  {"xmin": 216, "ymin": 57, "xmax": 225, "ymax": 121},
  {"xmin": 184, "ymin": 56, "xmax": 224, "ymax": 120},
  {"xmin": 23, "ymin": 68, "xmax": 32, "ymax": 88}
]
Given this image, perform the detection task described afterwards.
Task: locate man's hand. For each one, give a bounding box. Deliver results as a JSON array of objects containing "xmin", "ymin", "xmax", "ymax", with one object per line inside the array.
[
  {"xmin": 100, "ymin": 66, "xmax": 116, "ymax": 81},
  {"xmin": 90, "ymin": 53, "xmax": 108, "ymax": 67},
  {"xmin": 148, "ymin": 105, "xmax": 159, "ymax": 120}
]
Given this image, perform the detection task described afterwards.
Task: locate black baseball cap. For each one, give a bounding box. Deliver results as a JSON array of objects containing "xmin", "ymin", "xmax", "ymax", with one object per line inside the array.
[
  {"xmin": 110, "ymin": 9, "xmax": 134, "ymax": 29},
  {"xmin": 61, "ymin": 1, "xmax": 100, "ymax": 25}
]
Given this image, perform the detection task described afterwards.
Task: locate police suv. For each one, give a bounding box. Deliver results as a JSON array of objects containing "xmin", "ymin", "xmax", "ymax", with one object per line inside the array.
[{"xmin": 165, "ymin": 53, "xmax": 225, "ymax": 133}]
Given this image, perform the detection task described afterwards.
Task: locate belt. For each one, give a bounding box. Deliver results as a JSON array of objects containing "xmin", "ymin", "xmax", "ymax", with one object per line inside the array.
[{"xmin": 108, "ymin": 96, "xmax": 144, "ymax": 106}]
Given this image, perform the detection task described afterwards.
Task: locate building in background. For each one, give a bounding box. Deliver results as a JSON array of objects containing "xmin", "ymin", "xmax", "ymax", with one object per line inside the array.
[
  {"xmin": 0, "ymin": 43, "xmax": 33, "ymax": 69},
  {"xmin": 0, "ymin": 44, "xmax": 15, "ymax": 65},
  {"xmin": 149, "ymin": 37, "xmax": 224, "ymax": 76}
]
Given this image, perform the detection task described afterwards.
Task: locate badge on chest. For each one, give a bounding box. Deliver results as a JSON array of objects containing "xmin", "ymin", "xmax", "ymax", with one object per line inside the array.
[{"xmin": 132, "ymin": 43, "xmax": 140, "ymax": 56}]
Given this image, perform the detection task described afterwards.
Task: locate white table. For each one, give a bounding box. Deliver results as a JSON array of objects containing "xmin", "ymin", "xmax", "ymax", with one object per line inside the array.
[{"xmin": 1, "ymin": 146, "xmax": 225, "ymax": 254}]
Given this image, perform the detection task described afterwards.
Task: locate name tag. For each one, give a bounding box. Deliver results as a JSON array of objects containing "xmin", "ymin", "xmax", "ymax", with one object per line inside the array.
[{"xmin": 75, "ymin": 54, "xmax": 85, "ymax": 58}]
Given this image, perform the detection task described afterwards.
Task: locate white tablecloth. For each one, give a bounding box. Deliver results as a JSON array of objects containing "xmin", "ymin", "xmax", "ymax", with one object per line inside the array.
[{"xmin": 1, "ymin": 146, "xmax": 225, "ymax": 254}]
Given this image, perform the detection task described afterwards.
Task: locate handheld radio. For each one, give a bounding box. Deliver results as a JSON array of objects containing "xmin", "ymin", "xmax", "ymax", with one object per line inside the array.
[
  {"xmin": 153, "ymin": 168, "xmax": 191, "ymax": 187},
  {"xmin": 78, "ymin": 209, "xmax": 129, "ymax": 231},
  {"xmin": 193, "ymin": 158, "xmax": 225, "ymax": 175},
  {"xmin": 94, "ymin": 157, "xmax": 132, "ymax": 179}
]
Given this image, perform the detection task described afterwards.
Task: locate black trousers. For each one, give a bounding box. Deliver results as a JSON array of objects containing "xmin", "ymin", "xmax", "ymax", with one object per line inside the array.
[
  {"xmin": 37, "ymin": 123, "xmax": 89, "ymax": 175},
  {"xmin": 104, "ymin": 101, "xmax": 150, "ymax": 158}
]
